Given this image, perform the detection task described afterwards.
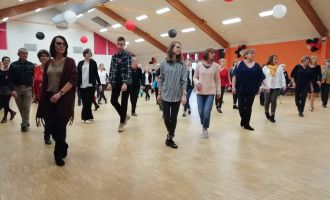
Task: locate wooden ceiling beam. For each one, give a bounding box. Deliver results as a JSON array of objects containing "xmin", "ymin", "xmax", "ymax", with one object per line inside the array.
[
  {"xmin": 97, "ymin": 6, "xmax": 167, "ymax": 53},
  {"xmin": 0, "ymin": 0, "xmax": 69, "ymax": 19},
  {"xmin": 296, "ymin": 0, "xmax": 328, "ymax": 37},
  {"xmin": 166, "ymin": 0, "xmax": 229, "ymax": 48}
]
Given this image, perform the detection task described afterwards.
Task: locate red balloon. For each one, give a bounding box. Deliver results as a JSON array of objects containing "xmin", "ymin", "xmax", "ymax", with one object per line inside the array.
[
  {"xmin": 224, "ymin": 0, "xmax": 233, "ymax": 2},
  {"xmin": 80, "ymin": 36, "xmax": 88, "ymax": 44},
  {"xmin": 315, "ymin": 42, "xmax": 321, "ymax": 49},
  {"xmin": 310, "ymin": 43, "xmax": 316, "ymax": 48},
  {"xmin": 125, "ymin": 20, "xmax": 136, "ymax": 31}
]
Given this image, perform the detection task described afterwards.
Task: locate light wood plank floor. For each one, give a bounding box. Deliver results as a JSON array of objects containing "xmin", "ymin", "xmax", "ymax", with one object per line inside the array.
[{"xmin": 0, "ymin": 92, "xmax": 329, "ymax": 200}]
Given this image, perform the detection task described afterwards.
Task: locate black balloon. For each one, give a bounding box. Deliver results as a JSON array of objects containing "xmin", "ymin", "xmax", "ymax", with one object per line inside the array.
[
  {"xmin": 241, "ymin": 44, "xmax": 246, "ymax": 49},
  {"xmin": 235, "ymin": 50, "xmax": 238, "ymax": 54},
  {"xmin": 168, "ymin": 29, "xmax": 177, "ymax": 38},
  {"xmin": 306, "ymin": 39, "xmax": 312, "ymax": 44},
  {"xmin": 313, "ymin": 38, "xmax": 319, "ymax": 43},
  {"xmin": 36, "ymin": 32, "xmax": 45, "ymax": 40}
]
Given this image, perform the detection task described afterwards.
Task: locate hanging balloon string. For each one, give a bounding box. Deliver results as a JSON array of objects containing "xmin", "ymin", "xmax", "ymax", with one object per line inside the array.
[{"xmin": 98, "ymin": 4, "xmax": 197, "ymax": 23}]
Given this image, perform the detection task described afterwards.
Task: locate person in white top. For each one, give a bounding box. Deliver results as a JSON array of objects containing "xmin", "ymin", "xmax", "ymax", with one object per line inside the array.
[
  {"xmin": 97, "ymin": 63, "xmax": 108, "ymax": 104},
  {"xmin": 262, "ymin": 55, "xmax": 286, "ymax": 122}
]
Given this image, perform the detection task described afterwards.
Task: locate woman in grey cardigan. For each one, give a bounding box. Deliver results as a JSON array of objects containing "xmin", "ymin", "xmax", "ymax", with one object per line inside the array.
[{"xmin": 158, "ymin": 41, "xmax": 187, "ymax": 149}]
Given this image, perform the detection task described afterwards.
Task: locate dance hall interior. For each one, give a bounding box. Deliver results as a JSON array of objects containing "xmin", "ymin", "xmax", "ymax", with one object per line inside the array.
[{"xmin": 1, "ymin": 0, "xmax": 330, "ymax": 199}]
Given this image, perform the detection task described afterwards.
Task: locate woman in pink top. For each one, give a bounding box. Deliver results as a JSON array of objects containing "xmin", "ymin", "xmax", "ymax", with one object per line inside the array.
[
  {"xmin": 193, "ymin": 48, "xmax": 221, "ymax": 138},
  {"xmin": 215, "ymin": 58, "xmax": 231, "ymax": 113}
]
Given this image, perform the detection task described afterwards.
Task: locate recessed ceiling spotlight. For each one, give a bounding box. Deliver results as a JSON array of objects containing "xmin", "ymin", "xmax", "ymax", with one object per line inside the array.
[
  {"xmin": 259, "ymin": 10, "xmax": 273, "ymax": 17},
  {"xmin": 112, "ymin": 23, "xmax": 122, "ymax": 29},
  {"xmin": 181, "ymin": 27, "xmax": 196, "ymax": 33},
  {"xmin": 156, "ymin": 7, "xmax": 170, "ymax": 14},
  {"xmin": 2, "ymin": 17, "xmax": 9, "ymax": 22},
  {"xmin": 135, "ymin": 38, "xmax": 144, "ymax": 43},
  {"xmin": 100, "ymin": 28, "xmax": 108, "ymax": 32},
  {"xmin": 35, "ymin": 8, "xmax": 42, "ymax": 12},
  {"xmin": 220, "ymin": 30, "xmax": 225, "ymax": 33},
  {"xmin": 136, "ymin": 15, "xmax": 148, "ymax": 21},
  {"xmin": 160, "ymin": 33, "xmax": 169, "ymax": 37},
  {"xmin": 19, "ymin": 0, "xmax": 24, "ymax": 2},
  {"xmin": 88, "ymin": 8, "xmax": 95, "ymax": 13},
  {"xmin": 222, "ymin": 17, "xmax": 241, "ymax": 25},
  {"xmin": 77, "ymin": 14, "xmax": 83, "ymax": 18}
]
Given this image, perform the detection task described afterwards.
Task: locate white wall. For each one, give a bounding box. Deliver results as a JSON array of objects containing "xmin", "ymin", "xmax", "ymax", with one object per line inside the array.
[{"xmin": 0, "ymin": 9, "xmax": 112, "ymax": 71}]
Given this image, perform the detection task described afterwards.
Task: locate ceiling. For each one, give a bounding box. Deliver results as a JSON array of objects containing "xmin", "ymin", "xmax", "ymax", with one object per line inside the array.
[{"xmin": 1, "ymin": 0, "xmax": 329, "ymax": 58}]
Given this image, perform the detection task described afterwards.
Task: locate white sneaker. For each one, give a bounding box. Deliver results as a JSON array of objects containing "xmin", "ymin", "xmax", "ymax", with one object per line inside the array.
[
  {"xmin": 84, "ymin": 120, "xmax": 91, "ymax": 124},
  {"xmin": 202, "ymin": 129, "xmax": 209, "ymax": 139},
  {"xmin": 118, "ymin": 123, "xmax": 125, "ymax": 132}
]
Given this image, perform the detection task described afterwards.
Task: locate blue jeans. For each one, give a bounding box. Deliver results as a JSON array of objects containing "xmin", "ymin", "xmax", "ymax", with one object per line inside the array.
[
  {"xmin": 184, "ymin": 87, "xmax": 193, "ymax": 111},
  {"xmin": 197, "ymin": 95, "xmax": 215, "ymax": 129}
]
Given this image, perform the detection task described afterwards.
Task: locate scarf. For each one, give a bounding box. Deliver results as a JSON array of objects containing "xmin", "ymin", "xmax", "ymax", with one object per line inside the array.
[{"xmin": 268, "ymin": 64, "xmax": 278, "ymax": 77}]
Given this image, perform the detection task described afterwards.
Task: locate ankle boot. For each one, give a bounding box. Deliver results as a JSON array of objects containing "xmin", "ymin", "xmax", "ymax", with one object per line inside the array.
[
  {"xmin": 270, "ymin": 115, "xmax": 276, "ymax": 123},
  {"xmin": 265, "ymin": 112, "xmax": 271, "ymax": 120}
]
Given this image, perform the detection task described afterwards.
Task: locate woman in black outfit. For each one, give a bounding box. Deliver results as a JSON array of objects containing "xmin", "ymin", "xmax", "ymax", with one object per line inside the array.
[
  {"xmin": 291, "ymin": 56, "xmax": 313, "ymax": 117},
  {"xmin": 142, "ymin": 67, "xmax": 152, "ymax": 101},
  {"xmin": 0, "ymin": 56, "xmax": 16, "ymax": 123},
  {"xmin": 308, "ymin": 56, "xmax": 322, "ymax": 111},
  {"xmin": 77, "ymin": 48, "xmax": 101, "ymax": 123},
  {"xmin": 232, "ymin": 49, "xmax": 268, "ymax": 131}
]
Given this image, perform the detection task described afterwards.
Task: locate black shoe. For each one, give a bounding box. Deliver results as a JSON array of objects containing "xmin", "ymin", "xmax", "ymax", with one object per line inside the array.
[
  {"xmin": 62, "ymin": 144, "xmax": 68, "ymax": 159},
  {"xmin": 21, "ymin": 126, "xmax": 28, "ymax": 132},
  {"xmin": 299, "ymin": 112, "xmax": 304, "ymax": 117},
  {"xmin": 322, "ymin": 104, "xmax": 326, "ymax": 108},
  {"xmin": 165, "ymin": 139, "xmax": 178, "ymax": 149},
  {"xmin": 44, "ymin": 138, "xmax": 52, "ymax": 145},
  {"xmin": 269, "ymin": 115, "xmax": 276, "ymax": 123},
  {"xmin": 217, "ymin": 108, "xmax": 223, "ymax": 113},
  {"xmin": 188, "ymin": 110, "xmax": 191, "ymax": 115},
  {"xmin": 233, "ymin": 105, "xmax": 238, "ymax": 109},
  {"xmin": 240, "ymin": 119, "xmax": 244, "ymax": 127},
  {"xmin": 94, "ymin": 105, "xmax": 100, "ymax": 111},
  {"xmin": 132, "ymin": 112, "xmax": 138, "ymax": 116},
  {"xmin": 265, "ymin": 112, "xmax": 271, "ymax": 120},
  {"xmin": 244, "ymin": 125, "xmax": 254, "ymax": 131},
  {"xmin": 55, "ymin": 158, "xmax": 65, "ymax": 166}
]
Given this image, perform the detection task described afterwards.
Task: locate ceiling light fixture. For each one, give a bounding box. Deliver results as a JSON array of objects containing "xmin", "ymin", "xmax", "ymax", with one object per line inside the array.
[
  {"xmin": 222, "ymin": 17, "xmax": 241, "ymax": 25},
  {"xmin": 156, "ymin": 7, "xmax": 170, "ymax": 14},
  {"xmin": 19, "ymin": 0, "xmax": 24, "ymax": 2},
  {"xmin": 181, "ymin": 27, "xmax": 196, "ymax": 33},
  {"xmin": 112, "ymin": 23, "xmax": 122, "ymax": 29},
  {"xmin": 160, "ymin": 33, "xmax": 169, "ymax": 37},
  {"xmin": 77, "ymin": 14, "xmax": 83, "ymax": 18},
  {"xmin": 2, "ymin": 17, "xmax": 9, "ymax": 22},
  {"xmin": 136, "ymin": 15, "xmax": 148, "ymax": 21},
  {"xmin": 100, "ymin": 28, "xmax": 108, "ymax": 32},
  {"xmin": 259, "ymin": 10, "xmax": 273, "ymax": 17},
  {"xmin": 135, "ymin": 38, "xmax": 144, "ymax": 43},
  {"xmin": 35, "ymin": 8, "xmax": 42, "ymax": 12},
  {"xmin": 88, "ymin": 8, "xmax": 95, "ymax": 13}
]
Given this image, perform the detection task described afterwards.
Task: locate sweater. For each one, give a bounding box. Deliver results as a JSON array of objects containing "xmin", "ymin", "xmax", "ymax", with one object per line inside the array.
[{"xmin": 193, "ymin": 62, "xmax": 220, "ymax": 95}]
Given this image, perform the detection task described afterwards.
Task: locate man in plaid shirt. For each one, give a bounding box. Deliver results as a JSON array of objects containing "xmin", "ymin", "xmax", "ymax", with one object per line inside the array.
[{"xmin": 108, "ymin": 36, "xmax": 132, "ymax": 132}]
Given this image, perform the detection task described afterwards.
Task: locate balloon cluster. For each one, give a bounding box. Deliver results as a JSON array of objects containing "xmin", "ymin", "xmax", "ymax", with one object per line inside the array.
[
  {"xmin": 306, "ymin": 38, "xmax": 321, "ymax": 52},
  {"xmin": 234, "ymin": 44, "xmax": 246, "ymax": 58}
]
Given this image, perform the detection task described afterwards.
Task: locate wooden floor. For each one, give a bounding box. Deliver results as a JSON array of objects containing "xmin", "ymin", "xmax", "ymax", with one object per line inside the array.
[{"xmin": 0, "ymin": 92, "xmax": 330, "ymax": 200}]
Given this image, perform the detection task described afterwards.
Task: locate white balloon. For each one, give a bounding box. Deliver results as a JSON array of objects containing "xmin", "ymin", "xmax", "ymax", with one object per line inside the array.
[
  {"xmin": 64, "ymin": 10, "xmax": 77, "ymax": 24},
  {"xmin": 272, "ymin": 4, "xmax": 287, "ymax": 19}
]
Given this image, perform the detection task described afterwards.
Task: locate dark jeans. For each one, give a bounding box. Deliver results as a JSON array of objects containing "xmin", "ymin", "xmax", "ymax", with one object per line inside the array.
[
  {"xmin": 162, "ymin": 101, "xmax": 180, "ymax": 138},
  {"xmin": 295, "ymin": 85, "xmax": 308, "ymax": 113},
  {"xmin": 80, "ymin": 87, "xmax": 95, "ymax": 120},
  {"xmin": 215, "ymin": 86, "xmax": 226, "ymax": 108},
  {"xmin": 77, "ymin": 87, "xmax": 82, "ymax": 106},
  {"xmin": 238, "ymin": 93, "xmax": 256, "ymax": 126},
  {"xmin": 111, "ymin": 84, "xmax": 130, "ymax": 123},
  {"xmin": 184, "ymin": 87, "xmax": 193, "ymax": 111},
  {"xmin": 154, "ymin": 88, "xmax": 159, "ymax": 104},
  {"xmin": 44, "ymin": 93, "xmax": 69, "ymax": 160},
  {"xmin": 264, "ymin": 88, "xmax": 281, "ymax": 115},
  {"xmin": 144, "ymin": 85, "xmax": 151, "ymax": 100},
  {"xmin": 130, "ymin": 85, "xmax": 140, "ymax": 114},
  {"xmin": 98, "ymin": 84, "xmax": 107, "ymax": 103},
  {"xmin": 321, "ymin": 83, "xmax": 329, "ymax": 106}
]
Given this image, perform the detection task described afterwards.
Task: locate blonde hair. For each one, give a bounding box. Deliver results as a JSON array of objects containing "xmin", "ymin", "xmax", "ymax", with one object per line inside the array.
[{"xmin": 241, "ymin": 48, "xmax": 255, "ymax": 58}]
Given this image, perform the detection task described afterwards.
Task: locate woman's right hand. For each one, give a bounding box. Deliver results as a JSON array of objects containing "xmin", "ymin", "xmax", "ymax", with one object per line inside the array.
[{"xmin": 196, "ymin": 83, "xmax": 202, "ymax": 91}]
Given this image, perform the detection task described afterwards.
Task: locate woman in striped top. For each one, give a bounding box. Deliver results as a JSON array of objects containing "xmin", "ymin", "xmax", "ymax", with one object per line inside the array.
[{"xmin": 158, "ymin": 41, "xmax": 187, "ymax": 149}]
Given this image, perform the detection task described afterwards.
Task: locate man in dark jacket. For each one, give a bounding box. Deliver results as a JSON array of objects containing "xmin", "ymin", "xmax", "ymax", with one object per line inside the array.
[{"xmin": 130, "ymin": 58, "xmax": 143, "ymax": 116}]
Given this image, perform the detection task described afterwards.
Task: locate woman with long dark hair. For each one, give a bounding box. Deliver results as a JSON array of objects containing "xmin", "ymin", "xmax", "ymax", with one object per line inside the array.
[
  {"xmin": 158, "ymin": 41, "xmax": 187, "ymax": 149},
  {"xmin": 36, "ymin": 35, "xmax": 77, "ymax": 166},
  {"xmin": 232, "ymin": 49, "xmax": 268, "ymax": 131},
  {"xmin": 262, "ymin": 55, "xmax": 286, "ymax": 122}
]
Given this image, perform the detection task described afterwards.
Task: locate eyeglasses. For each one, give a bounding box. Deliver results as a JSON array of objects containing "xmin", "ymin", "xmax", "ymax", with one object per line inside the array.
[{"xmin": 55, "ymin": 42, "xmax": 67, "ymax": 47}]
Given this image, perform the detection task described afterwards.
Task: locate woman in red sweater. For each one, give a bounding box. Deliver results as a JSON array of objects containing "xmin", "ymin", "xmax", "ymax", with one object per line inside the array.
[
  {"xmin": 33, "ymin": 50, "xmax": 50, "ymax": 103},
  {"xmin": 215, "ymin": 58, "xmax": 230, "ymax": 113}
]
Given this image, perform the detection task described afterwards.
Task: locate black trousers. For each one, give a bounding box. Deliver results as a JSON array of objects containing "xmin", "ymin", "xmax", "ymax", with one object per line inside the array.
[
  {"xmin": 77, "ymin": 87, "xmax": 82, "ymax": 106},
  {"xmin": 233, "ymin": 93, "xmax": 237, "ymax": 105},
  {"xmin": 80, "ymin": 87, "xmax": 95, "ymax": 120},
  {"xmin": 44, "ymin": 93, "xmax": 69, "ymax": 160},
  {"xmin": 238, "ymin": 93, "xmax": 256, "ymax": 126},
  {"xmin": 162, "ymin": 101, "xmax": 180, "ymax": 138},
  {"xmin": 111, "ymin": 84, "xmax": 130, "ymax": 123},
  {"xmin": 215, "ymin": 86, "xmax": 226, "ymax": 108},
  {"xmin": 0, "ymin": 95, "xmax": 14, "ymax": 119},
  {"xmin": 144, "ymin": 85, "xmax": 151, "ymax": 100},
  {"xmin": 295, "ymin": 85, "xmax": 308, "ymax": 113},
  {"xmin": 130, "ymin": 85, "xmax": 140, "ymax": 114},
  {"xmin": 98, "ymin": 84, "xmax": 107, "ymax": 103},
  {"xmin": 321, "ymin": 83, "xmax": 329, "ymax": 106}
]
